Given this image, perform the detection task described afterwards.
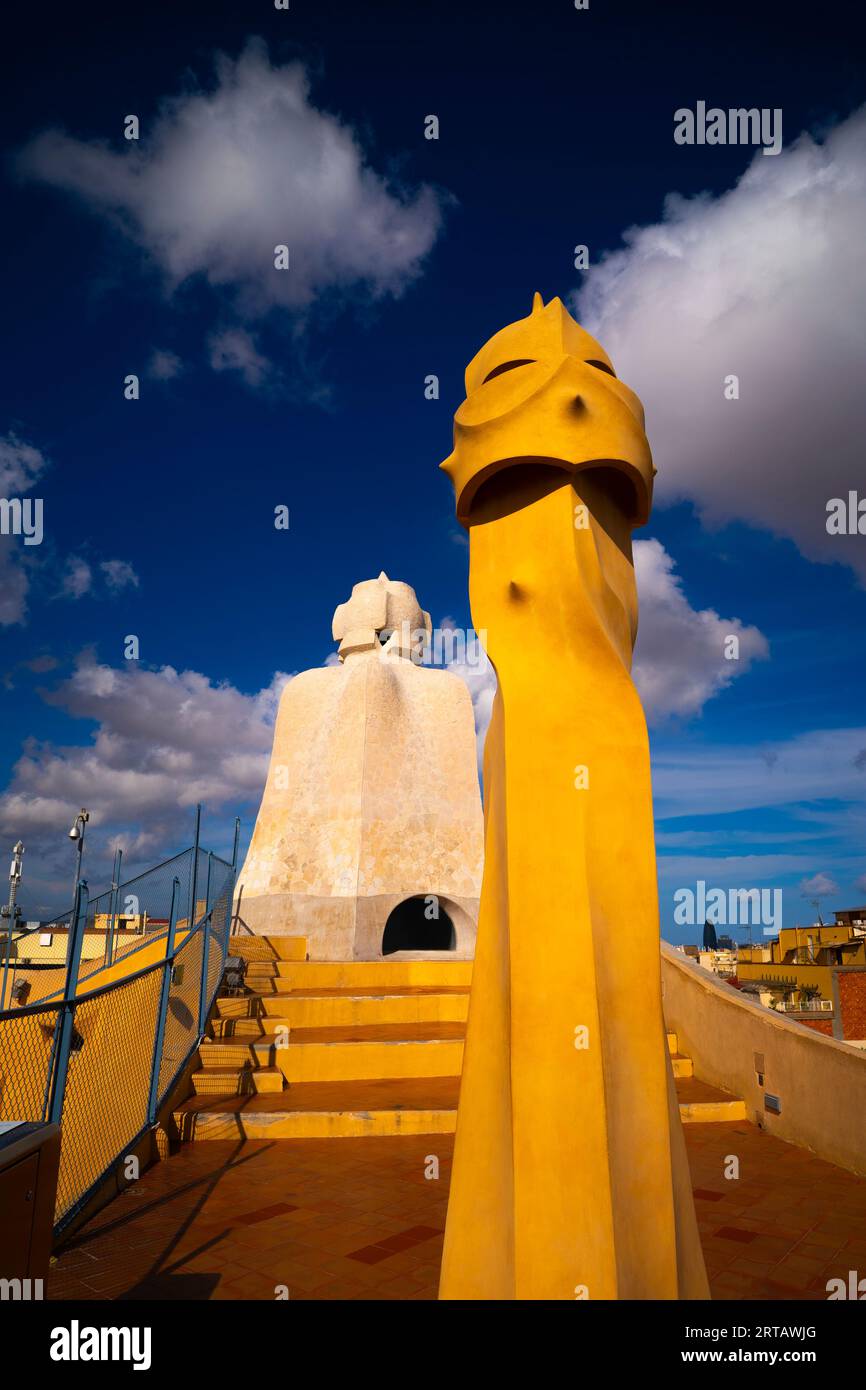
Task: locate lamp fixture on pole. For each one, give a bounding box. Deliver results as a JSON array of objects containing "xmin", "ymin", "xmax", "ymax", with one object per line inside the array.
[{"xmin": 69, "ymin": 809, "xmax": 90, "ymax": 896}]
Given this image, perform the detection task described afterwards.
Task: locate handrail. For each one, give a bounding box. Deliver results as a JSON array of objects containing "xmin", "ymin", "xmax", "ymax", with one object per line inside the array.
[
  {"xmin": 0, "ymin": 807, "xmax": 240, "ymax": 1234},
  {"xmin": 0, "ymin": 911, "xmax": 212, "ymax": 1023}
]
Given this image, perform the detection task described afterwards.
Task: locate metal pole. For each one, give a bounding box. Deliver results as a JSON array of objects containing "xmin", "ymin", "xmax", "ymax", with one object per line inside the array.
[
  {"xmin": 1, "ymin": 913, "xmax": 12, "ymax": 1011},
  {"xmin": 48, "ymin": 879, "xmax": 89, "ymax": 1124},
  {"xmin": 69, "ymin": 810, "xmax": 89, "ymax": 902},
  {"xmin": 230, "ymin": 815, "xmax": 241, "ymax": 933},
  {"xmin": 187, "ymin": 803, "xmax": 201, "ymax": 932},
  {"xmin": 0, "ymin": 842, "xmax": 21, "ymax": 1010},
  {"xmin": 197, "ymin": 853, "xmax": 214, "ymax": 1036},
  {"xmin": 104, "ymin": 847, "xmax": 123, "ymax": 968},
  {"xmin": 147, "ymin": 876, "xmax": 180, "ymax": 1124}
]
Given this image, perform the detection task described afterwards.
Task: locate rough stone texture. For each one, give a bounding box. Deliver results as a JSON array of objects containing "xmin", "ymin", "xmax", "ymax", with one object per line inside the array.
[
  {"xmin": 237, "ymin": 576, "xmax": 483, "ymax": 961},
  {"xmin": 838, "ymin": 971, "xmax": 866, "ymax": 1042}
]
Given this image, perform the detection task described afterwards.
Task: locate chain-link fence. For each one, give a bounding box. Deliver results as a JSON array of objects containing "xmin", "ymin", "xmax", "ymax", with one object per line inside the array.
[
  {"xmin": 1, "ymin": 843, "xmax": 235, "ymax": 1009},
  {"xmin": 0, "ymin": 818, "xmax": 237, "ymax": 1232}
]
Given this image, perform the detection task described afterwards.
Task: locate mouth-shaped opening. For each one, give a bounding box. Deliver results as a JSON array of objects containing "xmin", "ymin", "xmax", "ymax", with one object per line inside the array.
[{"xmin": 466, "ymin": 457, "xmax": 642, "ymax": 531}]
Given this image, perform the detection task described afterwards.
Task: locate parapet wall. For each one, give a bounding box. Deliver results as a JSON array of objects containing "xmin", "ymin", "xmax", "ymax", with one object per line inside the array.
[{"xmin": 661, "ymin": 941, "xmax": 866, "ymax": 1178}]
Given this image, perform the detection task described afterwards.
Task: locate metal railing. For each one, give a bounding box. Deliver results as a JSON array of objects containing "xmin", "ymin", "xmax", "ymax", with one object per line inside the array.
[
  {"xmin": 781, "ymin": 998, "xmax": 834, "ymax": 1013},
  {"xmin": 0, "ymin": 809, "xmax": 239, "ymax": 1233}
]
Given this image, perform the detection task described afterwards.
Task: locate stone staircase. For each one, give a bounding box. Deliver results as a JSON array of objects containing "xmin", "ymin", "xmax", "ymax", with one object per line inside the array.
[{"xmin": 173, "ymin": 936, "xmax": 745, "ymax": 1139}]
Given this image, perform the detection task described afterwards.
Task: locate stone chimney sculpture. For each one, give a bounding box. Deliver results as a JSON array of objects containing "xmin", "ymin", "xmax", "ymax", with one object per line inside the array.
[
  {"xmin": 237, "ymin": 573, "xmax": 483, "ymax": 961},
  {"xmin": 438, "ymin": 295, "xmax": 709, "ymax": 1300}
]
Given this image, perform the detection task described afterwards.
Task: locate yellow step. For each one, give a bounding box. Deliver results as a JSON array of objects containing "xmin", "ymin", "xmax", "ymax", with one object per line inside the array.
[
  {"xmin": 679, "ymin": 1099, "xmax": 747, "ymax": 1123},
  {"xmin": 274, "ymin": 1038, "xmax": 464, "ymax": 1084},
  {"xmin": 214, "ymin": 996, "xmax": 258, "ymax": 1020},
  {"xmin": 191, "ymin": 1069, "xmax": 246, "ymax": 1096},
  {"xmin": 259, "ymin": 990, "xmax": 469, "ymax": 1028},
  {"xmin": 182, "ymin": 1108, "xmax": 458, "ymax": 1140},
  {"xmin": 228, "ymin": 934, "xmax": 307, "ymax": 961},
  {"xmin": 197, "ymin": 1042, "xmax": 256, "ymax": 1069},
  {"xmin": 266, "ymin": 936, "xmax": 308, "ymax": 961},
  {"xmin": 675, "ymin": 1076, "xmax": 747, "ymax": 1123},
  {"xmin": 666, "ymin": 1031, "xmax": 678, "ymax": 1054},
  {"xmin": 210, "ymin": 1018, "xmax": 264, "ymax": 1040},
  {"xmin": 228, "ymin": 935, "xmax": 277, "ymax": 962},
  {"xmin": 670, "ymin": 1053, "xmax": 694, "ymax": 1079},
  {"xmin": 174, "ymin": 1077, "xmax": 460, "ymax": 1140},
  {"xmin": 251, "ymin": 1067, "xmax": 283, "ymax": 1094},
  {"xmin": 272, "ymin": 960, "xmax": 472, "ymax": 990}
]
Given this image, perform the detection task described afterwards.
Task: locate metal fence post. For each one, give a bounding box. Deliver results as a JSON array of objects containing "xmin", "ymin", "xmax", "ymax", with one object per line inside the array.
[
  {"xmin": 197, "ymin": 853, "xmax": 213, "ymax": 1036},
  {"xmin": 147, "ymin": 876, "xmax": 180, "ymax": 1125},
  {"xmin": 1, "ymin": 912, "xmax": 13, "ymax": 1011},
  {"xmin": 48, "ymin": 880, "xmax": 89, "ymax": 1125},
  {"xmin": 226, "ymin": 822, "xmax": 239, "ymax": 953},
  {"xmin": 229, "ymin": 815, "xmax": 241, "ymax": 934},
  {"xmin": 187, "ymin": 803, "xmax": 201, "ymax": 932},
  {"xmin": 104, "ymin": 847, "xmax": 123, "ymax": 968}
]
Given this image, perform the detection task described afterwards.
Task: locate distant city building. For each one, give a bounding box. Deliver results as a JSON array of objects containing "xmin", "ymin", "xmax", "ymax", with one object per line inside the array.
[
  {"xmin": 678, "ymin": 943, "xmax": 738, "ymax": 981},
  {"xmin": 736, "ymin": 911, "xmax": 866, "ymax": 1044}
]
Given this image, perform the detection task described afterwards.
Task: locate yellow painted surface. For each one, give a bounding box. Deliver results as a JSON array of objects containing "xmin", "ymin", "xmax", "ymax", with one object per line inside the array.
[
  {"xmin": 274, "ymin": 1038, "xmax": 464, "ymax": 1084},
  {"xmin": 679, "ymin": 1099, "xmax": 747, "ymax": 1124},
  {"xmin": 736, "ymin": 960, "xmax": 835, "ymax": 1001},
  {"xmin": 251, "ymin": 1068, "xmax": 283, "ymax": 1094},
  {"xmin": 438, "ymin": 295, "xmax": 709, "ymax": 1301},
  {"xmin": 264, "ymin": 935, "xmax": 307, "ymax": 961},
  {"xmin": 183, "ymin": 1108, "xmax": 459, "ymax": 1141},
  {"xmin": 670, "ymin": 1055, "xmax": 694, "ymax": 1079},
  {"xmin": 259, "ymin": 991, "xmax": 469, "ymax": 1028},
  {"xmin": 269, "ymin": 960, "xmax": 473, "ymax": 990},
  {"xmin": 662, "ymin": 943, "xmax": 866, "ymax": 1176}
]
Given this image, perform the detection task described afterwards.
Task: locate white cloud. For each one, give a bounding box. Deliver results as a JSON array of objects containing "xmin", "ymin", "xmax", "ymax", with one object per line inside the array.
[
  {"xmin": 147, "ymin": 348, "xmax": 183, "ymax": 381},
  {"xmin": 575, "ymin": 104, "xmax": 866, "ymax": 579},
  {"xmin": 652, "ymin": 726, "xmax": 866, "ymax": 819},
  {"xmin": 100, "ymin": 559, "xmax": 139, "ymax": 592},
  {"xmin": 60, "ymin": 556, "xmax": 93, "ymax": 599},
  {"xmin": 0, "ymin": 655, "xmax": 291, "ymax": 913},
  {"xmin": 442, "ymin": 641, "xmax": 497, "ymax": 770},
  {"xmin": 632, "ymin": 538, "xmax": 768, "ymax": 719},
  {"xmin": 208, "ymin": 327, "xmax": 271, "ymax": 388},
  {"xmin": 19, "ymin": 39, "xmax": 444, "ymax": 326},
  {"xmin": 0, "ymin": 433, "xmax": 48, "ymax": 626},
  {"xmin": 799, "ymin": 871, "xmax": 839, "ymax": 899},
  {"xmin": 0, "ymin": 546, "xmax": 32, "ymax": 627},
  {"xmin": 443, "ymin": 539, "xmax": 766, "ymax": 757},
  {"xmin": 58, "ymin": 556, "xmax": 139, "ymax": 601}
]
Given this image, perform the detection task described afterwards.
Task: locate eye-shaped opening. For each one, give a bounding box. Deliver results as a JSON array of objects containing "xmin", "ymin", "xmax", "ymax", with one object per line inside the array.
[
  {"xmin": 586, "ymin": 359, "xmax": 616, "ymax": 377},
  {"xmin": 481, "ymin": 358, "xmax": 536, "ymax": 384}
]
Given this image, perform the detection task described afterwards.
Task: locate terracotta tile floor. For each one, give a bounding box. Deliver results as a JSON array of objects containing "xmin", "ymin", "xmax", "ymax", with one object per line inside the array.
[{"xmin": 47, "ymin": 1122, "xmax": 866, "ymax": 1301}]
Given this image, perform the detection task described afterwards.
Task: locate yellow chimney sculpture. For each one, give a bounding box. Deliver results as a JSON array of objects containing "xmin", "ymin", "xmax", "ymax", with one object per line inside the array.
[{"xmin": 438, "ymin": 295, "xmax": 709, "ymax": 1300}]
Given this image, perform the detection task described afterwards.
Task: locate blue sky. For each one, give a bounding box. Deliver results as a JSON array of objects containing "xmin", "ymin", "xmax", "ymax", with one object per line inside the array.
[{"xmin": 1, "ymin": 0, "xmax": 864, "ymax": 937}]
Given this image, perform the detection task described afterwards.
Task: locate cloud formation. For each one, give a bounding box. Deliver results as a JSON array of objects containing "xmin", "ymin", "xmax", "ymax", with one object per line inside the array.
[
  {"xmin": 632, "ymin": 539, "xmax": 768, "ymax": 719},
  {"xmin": 146, "ymin": 348, "xmax": 183, "ymax": 381},
  {"xmin": 0, "ymin": 433, "xmax": 48, "ymax": 626},
  {"xmin": 799, "ymin": 871, "xmax": 839, "ymax": 899},
  {"xmin": 0, "ymin": 655, "xmax": 291, "ymax": 913},
  {"xmin": 59, "ymin": 556, "xmax": 140, "ymax": 601},
  {"xmin": 444, "ymin": 539, "xmax": 767, "ymax": 759},
  {"xmin": 575, "ymin": 104, "xmax": 866, "ymax": 579},
  {"xmin": 19, "ymin": 39, "xmax": 444, "ymax": 327},
  {"xmin": 208, "ymin": 327, "xmax": 272, "ymax": 388}
]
